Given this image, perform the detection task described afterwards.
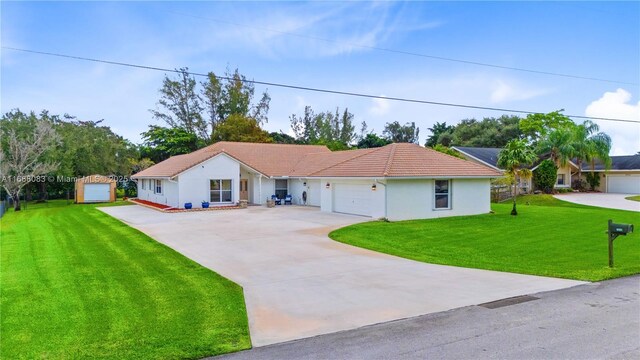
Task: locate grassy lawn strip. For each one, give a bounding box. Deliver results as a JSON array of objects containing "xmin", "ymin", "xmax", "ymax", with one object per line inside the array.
[
  {"xmin": 330, "ymin": 195, "xmax": 639, "ymax": 282},
  {"xmin": 626, "ymin": 195, "xmax": 640, "ymax": 202},
  {"xmin": 1, "ymin": 200, "xmax": 250, "ymax": 359}
]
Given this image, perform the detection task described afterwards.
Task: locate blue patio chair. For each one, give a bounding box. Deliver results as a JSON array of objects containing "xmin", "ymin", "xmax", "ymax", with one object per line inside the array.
[
  {"xmin": 284, "ymin": 194, "xmax": 292, "ymax": 205},
  {"xmin": 271, "ymin": 194, "xmax": 281, "ymax": 205}
]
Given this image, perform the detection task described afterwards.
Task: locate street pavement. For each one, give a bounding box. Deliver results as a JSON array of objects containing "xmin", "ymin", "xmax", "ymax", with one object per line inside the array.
[{"xmin": 213, "ymin": 275, "xmax": 640, "ymax": 360}]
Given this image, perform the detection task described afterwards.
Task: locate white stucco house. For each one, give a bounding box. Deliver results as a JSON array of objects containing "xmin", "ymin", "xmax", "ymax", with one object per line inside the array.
[{"xmin": 132, "ymin": 142, "xmax": 502, "ymax": 221}]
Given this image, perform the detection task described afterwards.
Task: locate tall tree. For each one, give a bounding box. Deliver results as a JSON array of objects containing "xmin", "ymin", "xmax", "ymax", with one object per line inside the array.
[
  {"xmin": 140, "ymin": 125, "xmax": 204, "ymax": 163},
  {"xmin": 572, "ymin": 120, "xmax": 611, "ymax": 181},
  {"xmin": 356, "ymin": 133, "xmax": 391, "ymax": 149},
  {"xmin": 151, "ymin": 68, "xmax": 207, "ymax": 139},
  {"xmin": 537, "ymin": 127, "xmax": 574, "ymax": 167},
  {"xmin": 212, "ymin": 114, "xmax": 273, "ymax": 143},
  {"xmin": 383, "ymin": 121, "xmax": 419, "ymax": 143},
  {"xmin": 425, "ymin": 121, "xmax": 454, "ymax": 147},
  {"xmin": 0, "ymin": 110, "xmax": 60, "ymax": 210},
  {"xmin": 290, "ymin": 106, "xmax": 357, "ymax": 148},
  {"xmin": 497, "ymin": 139, "xmax": 537, "ymax": 216},
  {"xmin": 439, "ymin": 115, "xmax": 521, "ymax": 148},
  {"xmin": 520, "ymin": 111, "xmax": 573, "ymax": 144}
]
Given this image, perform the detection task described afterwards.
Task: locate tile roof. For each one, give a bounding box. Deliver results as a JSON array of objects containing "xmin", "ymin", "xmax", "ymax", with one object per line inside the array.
[
  {"xmin": 306, "ymin": 143, "xmax": 502, "ymax": 177},
  {"xmin": 134, "ymin": 141, "xmax": 502, "ymax": 179},
  {"xmin": 133, "ymin": 142, "xmax": 331, "ymax": 178}
]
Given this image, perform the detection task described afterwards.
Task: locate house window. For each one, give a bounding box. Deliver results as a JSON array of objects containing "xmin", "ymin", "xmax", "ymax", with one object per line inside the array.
[
  {"xmin": 210, "ymin": 179, "xmax": 232, "ymax": 203},
  {"xmin": 155, "ymin": 179, "xmax": 162, "ymax": 194},
  {"xmin": 141, "ymin": 179, "xmax": 146, "ymax": 190},
  {"xmin": 275, "ymin": 179, "xmax": 288, "ymax": 199},
  {"xmin": 557, "ymin": 174, "xmax": 565, "ymax": 186},
  {"xmin": 434, "ymin": 180, "xmax": 451, "ymax": 209}
]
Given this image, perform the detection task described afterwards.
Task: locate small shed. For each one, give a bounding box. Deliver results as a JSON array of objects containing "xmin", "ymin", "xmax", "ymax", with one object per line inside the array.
[{"xmin": 75, "ymin": 175, "xmax": 116, "ymax": 203}]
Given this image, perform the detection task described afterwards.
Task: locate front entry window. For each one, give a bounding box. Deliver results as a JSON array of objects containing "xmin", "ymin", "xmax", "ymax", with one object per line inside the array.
[
  {"xmin": 556, "ymin": 174, "xmax": 565, "ymax": 186},
  {"xmin": 210, "ymin": 179, "xmax": 232, "ymax": 203},
  {"xmin": 275, "ymin": 179, "xmax": 288, "ymax": 199},
  {"xmin": 434, "ymin": 180, "xmax": 451, "ymax": 209}
]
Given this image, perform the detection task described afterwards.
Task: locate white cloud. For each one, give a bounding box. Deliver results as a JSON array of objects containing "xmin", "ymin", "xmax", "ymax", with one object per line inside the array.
[
  {"xmin": 585, "ymin": 88, "xmax": 640, "ymax": 155},
  {"xmin": 489, "ymin": 80, "xmax": 550, "ymax": 103},
  {"xmin": 369, "ymin": 96, "xmax": 390, "ymax": 116}
]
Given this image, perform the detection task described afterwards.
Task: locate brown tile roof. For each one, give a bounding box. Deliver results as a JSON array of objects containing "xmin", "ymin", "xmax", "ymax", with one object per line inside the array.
[
  {"xmin": 305, "ymin": 143, "xmax": 503, "ymax": 177},
  {"xmin": 133, "ymin": 142, "xmax": 502, "ymax": 179},
  {"xmin": 133, "ymin": 142, "xmax": 331, "ymax": 178}
]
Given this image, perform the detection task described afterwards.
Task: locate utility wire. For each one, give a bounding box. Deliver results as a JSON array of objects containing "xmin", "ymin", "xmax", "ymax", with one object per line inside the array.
[
  {"xmin": 3, "ymin": 46, "xmax": 639, "ymax": 124},
  {"xmin": 168, "ymin": 11, "xmax": 638, "ymax": 86}
]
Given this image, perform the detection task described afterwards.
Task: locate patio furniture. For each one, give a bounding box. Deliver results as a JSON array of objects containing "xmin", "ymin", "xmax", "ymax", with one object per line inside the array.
[
  {"xmin": 284, "ymin": 194, "xmax": 292, "ymax": 205},
  {"xmin": 271, "ymin": 195, "xmax": 281, "ymax": 205}
]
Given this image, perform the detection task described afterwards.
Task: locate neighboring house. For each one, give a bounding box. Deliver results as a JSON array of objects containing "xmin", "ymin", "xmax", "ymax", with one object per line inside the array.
[
  {"xmin": 453, "ymin": 146, "xmax": 577, "ymax": 192},
  {"xmin": 453, "ymin": 146, "xmax": 640, "ymax": 194},
  {"xmin": 132, "ymin": 142, "xmax": 501, "ymax": 221},
  {"xmin": 579, "ymin": 155, "xmax": 640, "ymax": 194}
]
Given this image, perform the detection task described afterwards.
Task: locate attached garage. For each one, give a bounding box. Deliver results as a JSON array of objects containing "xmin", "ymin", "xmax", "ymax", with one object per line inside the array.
[
  {"xmin": 332, "ymin": 183, "xmax": 372, "ymax": 216},
  {"xmin": 607, "ymin": 174, "xmax": 640, "ymax": 194},
  {"xmin": 75, "ymin": 175, "xmax": 116, "ymax": 203}
]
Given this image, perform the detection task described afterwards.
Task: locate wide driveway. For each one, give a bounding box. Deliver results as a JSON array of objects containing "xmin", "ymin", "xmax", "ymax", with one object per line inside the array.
[
  {"xmin": 101, "ymin": 205, "xmax": 584, "ymax": 346},
  {"xmin": 554, "ymin": 193, "xmax": 640, "ymax": 212}
]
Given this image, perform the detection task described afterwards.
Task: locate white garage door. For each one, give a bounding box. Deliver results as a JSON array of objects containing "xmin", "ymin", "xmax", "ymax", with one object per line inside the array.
[
  {"xmin": 84, "ymin": 183, "xmax": 111, "ymax": 202},
  {"xmin": 608, "ymin": 175, "xmax": 640, "ymax": 194},
  {"xmin": 333, "ymin": 183, "xmax": 372, "ymax": 216}
]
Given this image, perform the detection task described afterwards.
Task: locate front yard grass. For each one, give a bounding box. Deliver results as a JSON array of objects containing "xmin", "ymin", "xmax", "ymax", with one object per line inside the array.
[
  {"xmin": 330, "ymin": 195, "xmax": 640, "ymax": 281},
  {"xmin": 1, "ymin": 200, "xmax": 251, "ymax": 359},
  {"xmin": 625, "ymin": 195, "xmax": 640, "ymax": 202}
]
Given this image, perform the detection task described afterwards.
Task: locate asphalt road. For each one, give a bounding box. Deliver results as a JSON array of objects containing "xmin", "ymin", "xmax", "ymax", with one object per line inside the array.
[{"xmin": 213, "ymin": 275, "xmax": 640, "ymax": 360}]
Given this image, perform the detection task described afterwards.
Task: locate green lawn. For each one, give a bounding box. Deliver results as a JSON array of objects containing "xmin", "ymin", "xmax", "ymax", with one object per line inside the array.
[
  {"xmin": 1, "ymin": 200, "xmax": 251, "ymax": 359},
  {"xmin": 626, "ymin": 195, "xmax": 640, "ymax": 202},
  {"xmin": 330, "ymin": 195, "xmax": 640, "ymax": 281}
]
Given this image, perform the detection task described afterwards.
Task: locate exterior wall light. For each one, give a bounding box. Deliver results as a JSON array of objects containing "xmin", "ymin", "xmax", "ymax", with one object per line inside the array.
[
  {"xmin": 371, "ymin": 183, "xmax": 377, "ymax": 191},
  {"xmin": 325, "ymin": 182, "xmax": 330, "ymax": 189},
  {"xmin": 303, "ymin": 181, "xmax": 307, "ymax": 187}
]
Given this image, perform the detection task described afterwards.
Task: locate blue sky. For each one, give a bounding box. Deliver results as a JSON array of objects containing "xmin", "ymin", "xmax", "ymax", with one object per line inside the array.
[{"xmin": 2, "ymin": 1, "xmax": 639, "ymax": 154}]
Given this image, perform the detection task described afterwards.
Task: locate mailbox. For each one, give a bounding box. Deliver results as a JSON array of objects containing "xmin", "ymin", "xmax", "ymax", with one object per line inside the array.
[
  {"xmin": 609, "ymin": 222, "xmax": 634, "ymax": 235},
  {"xmin": 607, "ymin": 219, "xmax": 635, "ymax": 268}
]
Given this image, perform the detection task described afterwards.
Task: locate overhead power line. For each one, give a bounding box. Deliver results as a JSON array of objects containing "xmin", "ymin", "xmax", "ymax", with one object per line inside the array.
[
  {"xmin": 169, "ymin": 11, "xmax": 638, "ymax": 86},
  {"xmin": 3, "ymin": 46, "xmax": 639, "ymax": 124}
]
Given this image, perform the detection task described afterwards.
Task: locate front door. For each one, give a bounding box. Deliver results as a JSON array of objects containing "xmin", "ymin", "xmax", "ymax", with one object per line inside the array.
[{"xmin": 240, "ymin": 179, "xmax": 249, "ymax": 201}]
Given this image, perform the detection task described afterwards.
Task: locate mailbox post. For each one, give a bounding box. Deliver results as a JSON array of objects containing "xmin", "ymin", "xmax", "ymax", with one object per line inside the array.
[{"xmin": 607, "ymin": 219, "xmax": 634, "ymax": 268}]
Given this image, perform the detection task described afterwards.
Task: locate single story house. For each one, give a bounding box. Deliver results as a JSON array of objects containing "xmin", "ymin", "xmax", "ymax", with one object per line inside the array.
[
  {"xmin": 132, "ymin": 141, "xmax": 502, "ymax": 221},
  {"xmin": 579, "ymin": 155, "xmax": 640, "ymax": 194},
  {"xmin": 453, "ymin": 146, "xmax": 640, "ymax": 194}
]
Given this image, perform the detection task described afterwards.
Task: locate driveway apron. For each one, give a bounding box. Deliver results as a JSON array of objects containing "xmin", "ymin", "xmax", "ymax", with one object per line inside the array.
[{"xmin": 101, "ymin": 205, "xmax": 585, "ymax": 346}]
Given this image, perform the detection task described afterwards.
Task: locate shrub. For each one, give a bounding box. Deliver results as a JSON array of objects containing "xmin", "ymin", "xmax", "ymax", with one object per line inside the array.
[
  {"xmin": 585, "ymin": 172, "xmax": 600, "ymax": 191},
  {"xmin": 572, "ymin": 178, "xmax": 588, "ymax": 191},
  {"xmin": 115, "ymin": 188, "xmax": 125, "ymax": 198},
  {"xmin": 533, "ymin": 159, "xmax": 557, "ymax": 194}
]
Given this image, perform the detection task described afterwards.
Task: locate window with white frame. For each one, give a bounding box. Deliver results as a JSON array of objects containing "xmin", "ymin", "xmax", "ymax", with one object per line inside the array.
[
  {"xmin": 556, "ymin": 174, "xmax": 565, "ymax": 186},
  {"xmin": 142, "ymin": 179, "xmax": 146, "ymax": 190},
  {"xmin": 210, "ymin": 179, "xmax": 232, "ymax": 203},
  {"xmin": 434, "ymin": 180, "xmax": 451, "ymax": 209},
  {"xmin": 275, "ymin": 179, "xmax": 288, "ymax": 199},
  {"xmin": 155, "ymin": 179, "xmax": 162, "ymax": 194}
]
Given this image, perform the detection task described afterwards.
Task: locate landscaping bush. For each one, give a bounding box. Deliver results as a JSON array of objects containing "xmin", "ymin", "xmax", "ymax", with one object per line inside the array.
[
  {"xmin": 532, "ymin": 159, "xmax": 557, "ymax": 194},
  {"xmin": 585, "ymin": 172, "xmax": 600, "ymax": 191},
  {"xmin": 115, "ymin": 187, "xmax": 125, "ymax": 198},
  {"xmin": 572, "ymin": 178, "xmax": 588, "ymax": 191}
]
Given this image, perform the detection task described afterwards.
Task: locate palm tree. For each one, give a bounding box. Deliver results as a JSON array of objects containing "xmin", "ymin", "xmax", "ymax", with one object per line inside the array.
[
  {"xmin": 572, "ymin": 121, "xmax": 612, "ymax": 182},
  {"xmin": 537, "ymin": 128, "xmax": 574, "ymax": 167},
  {"xmin": 498, "ymin": 139, "xmax": 538, "ymax": 215}
]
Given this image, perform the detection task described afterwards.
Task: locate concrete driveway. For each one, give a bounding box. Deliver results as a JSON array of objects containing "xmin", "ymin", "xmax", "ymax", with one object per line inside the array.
[
  {"xmin": 100, "ymin": 205, "xmax": 584, "ymax": 346},
  {"xmin": 554, "ymin": 193, "xmax": 640, "ymax": 212}
]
